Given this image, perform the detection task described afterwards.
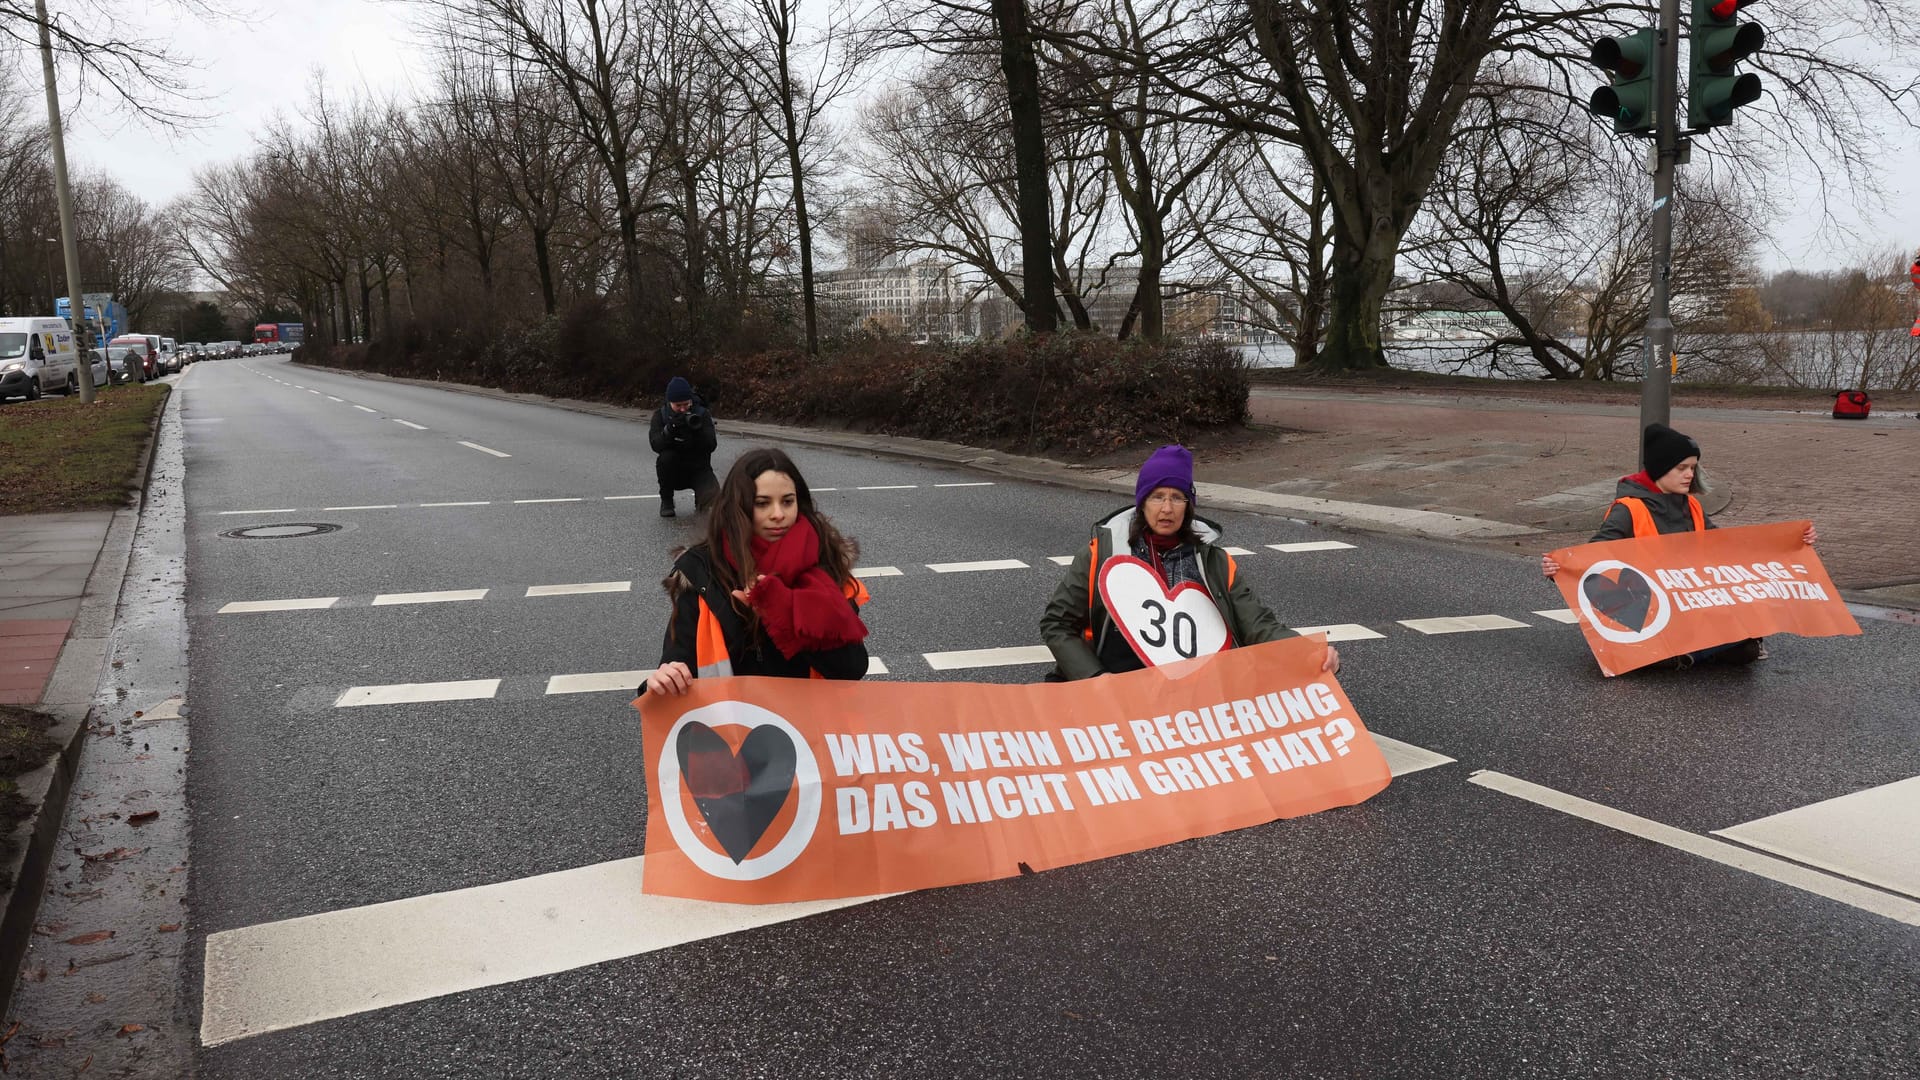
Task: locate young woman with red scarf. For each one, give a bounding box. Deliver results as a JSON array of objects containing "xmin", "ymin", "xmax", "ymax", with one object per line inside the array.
[
  {"xmin": 1040, "ymin": 444, "xmax": 1339, "ymax": 680},
  {"xmin": 645, "ymin": 447, "xmax": 869, "ymax": 696}
]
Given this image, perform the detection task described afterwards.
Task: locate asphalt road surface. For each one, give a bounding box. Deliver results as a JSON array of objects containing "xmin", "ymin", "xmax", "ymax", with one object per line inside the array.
[{"xmin": 162, "ymin": 357, "xmax": 1920, "ymax": 1078}]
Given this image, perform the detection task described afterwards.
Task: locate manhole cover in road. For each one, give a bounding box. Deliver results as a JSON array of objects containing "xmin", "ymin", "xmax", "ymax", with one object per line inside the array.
[{"xmin": 220, "ymin": 523, "xmax": 343, "ymax": 540}]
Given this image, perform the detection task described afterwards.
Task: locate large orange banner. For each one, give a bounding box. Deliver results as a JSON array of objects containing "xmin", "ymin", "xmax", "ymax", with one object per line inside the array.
[
  {"xmin": 1548, "ymin": 521, "xmax": 1860, "ymax": 676},
  {"xmin": 635, "ymin": 637, "xmax": 1390, "ymax": 904}
]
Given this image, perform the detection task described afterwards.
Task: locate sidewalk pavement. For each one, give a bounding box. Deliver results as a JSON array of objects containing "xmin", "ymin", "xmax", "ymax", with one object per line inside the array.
[
  {"xmin": 0, "ymin": 512, "xmax": 115, "ymax": 705},
  {"xmin": 1210, "ymin": 388, "xmax": 1919, "ymax": 593}
]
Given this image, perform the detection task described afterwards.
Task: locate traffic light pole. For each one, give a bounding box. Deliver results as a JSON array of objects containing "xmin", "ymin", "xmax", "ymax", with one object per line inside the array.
[{"xmin": 1639, "ymin": 0, "xmax": 1682, "ymax": 449}]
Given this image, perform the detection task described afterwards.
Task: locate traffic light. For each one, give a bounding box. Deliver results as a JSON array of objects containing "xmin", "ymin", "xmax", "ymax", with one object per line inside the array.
[
  {"xmin": 1589, "ymin": 29, "xmax": 1657, "ymax": 135},
  {"xmin": 1689, "ymin": 0, "xmax": 1765, "ymax": 128}
]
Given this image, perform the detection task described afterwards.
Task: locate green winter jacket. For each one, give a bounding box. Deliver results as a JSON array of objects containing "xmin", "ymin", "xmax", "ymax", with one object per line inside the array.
[{"xmin": 1040, "ymin": 505, "xmax": 1294, "ymax": 681}]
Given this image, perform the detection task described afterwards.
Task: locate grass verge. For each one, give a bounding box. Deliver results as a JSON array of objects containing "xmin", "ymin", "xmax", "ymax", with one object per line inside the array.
[{"xmin": 0, "ymin": 385, "xmax": 169, "ymax": 514}]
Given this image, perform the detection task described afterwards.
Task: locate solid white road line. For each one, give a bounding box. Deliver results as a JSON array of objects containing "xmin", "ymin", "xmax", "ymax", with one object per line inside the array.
[
  {"xmin": 853, "ymin": 566, "xmax": 903, "ymax": 578},
  {"xmin": 199, "ymin": 856, "xmax": 888, "ymax": 1046},
  {"xmin": 218, "ymin": 509, "xmax": 298, "ymax": 516},
  {"xmin": 934, "ymin": 482, "xmax": 994, "ymax": 488},
  {"xmin": 526, "ymin": 581, "xmax": 631, "ymax": 597},
  {"xmin": 545, "ymin": 670, "xmax": 652, "ymax": 695},
  {"xmin": 928, "ymin": 559, "xmax": 1029, "ymax": 574},
  {"xmin": 218, "ymin": 598, "xmax": 340, "ymax": 615},
  {"xmin": 1398, "ymin": 614, "xmax": 1532, "ymax": 635},
  {"xmin": 514, "ymin": 498, "xmax": 582, "ymax": 504},
  {"xmin": 1268, "ymin": 541, "xmax": 1357, "ymax": 553},
  {"xmin": 1469, "ymin": 770, "xmax": 1920, "ymax": 927},
  {"xmin": 924, "ymin": 645, "xmax": 1054, "ymax": 670},
  {"xmin": 1534, "ymin": 609, "xmax": 1580, "ymax": 624},
  {"xmin": 603, "ymin": 494, "xmax": 658, "ymax": 500},
  {"xmin": 812, "ymin": 488, "xmax": 838, "ymax": 492},
  {"xmin": 421, "ymin": 501, "xmax": 491, "ymax": 507},
  {"xmin": 1374, "ymin": 735, "xmax": 1456, "ymax": 777},
  {"xmin": 1714, "ymin": 777, "xmax": 1920, "ymax": 902},
  {"xmin": 857, "ymin": 484, "xmax": 917, "ymax": 491},
  {"xmin": 352, "ymin": 405, "xmax": 377, "ymax": 413},
  {"xmin": 334, "ymin": 679, "xmax": 502, "ymax": 708},
  {"xmin": 1222, "ymin": 546, "xmax": 1257, "ymax": 556},
  {"xmin": 1048, "ymin": 556, "xmax": 1076, "ymax": 566},
  {"xmin": 1294, "ymin": 623, "xmax": 1387, "ymax": 642},
  {"xmin": 392, "ymin": 419, "xmax": 428, "ymax": 430},
  {"xmin": 324, "ymin": 504, "xmax": 400, "ymax": 511},
  {"xmin": 460, "ymin": 441, "xmax": 512, "ymax": 458},
  {"xmin": 371, "ymin": 589, "xmax": 489, "ymax": 606}
]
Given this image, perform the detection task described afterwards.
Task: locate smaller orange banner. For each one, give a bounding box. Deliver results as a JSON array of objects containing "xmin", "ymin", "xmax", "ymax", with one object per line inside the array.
[
  {"xmin": 1548, "ymin": 521, "xmax": 1859, "ymax": 675},
  {"xmin": 635, "ymin": 637, "xmax": 1390, "ymax": 904}
]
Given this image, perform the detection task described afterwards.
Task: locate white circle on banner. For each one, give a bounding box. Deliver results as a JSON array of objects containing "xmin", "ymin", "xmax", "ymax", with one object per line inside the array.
[
  {"xmin": 1576, "ymin": 559, "xmax": 1673, "ymax": 644},
  {"xmin": 1097, "ymin": 555, "xmax": 1232, "ymax": 666},
  {"xmin": 657, "ymin": 702, "xmax": 821, "ymax": 881}
]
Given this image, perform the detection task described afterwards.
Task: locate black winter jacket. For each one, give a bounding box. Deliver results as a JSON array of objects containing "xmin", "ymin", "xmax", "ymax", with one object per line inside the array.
[{"xmin": 649, "ymin": 398, "xmax": 717, "ymax": 472}]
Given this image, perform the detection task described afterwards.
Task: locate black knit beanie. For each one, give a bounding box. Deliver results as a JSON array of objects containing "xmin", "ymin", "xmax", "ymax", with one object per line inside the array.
[{"xmin": 1642, "ymin": 423, "xmax": 1700, "ymax": 482}]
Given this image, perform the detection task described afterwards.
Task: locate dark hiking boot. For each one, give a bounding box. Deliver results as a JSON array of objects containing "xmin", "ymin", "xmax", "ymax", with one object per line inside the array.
[{"xmin": 660, "ymin": 496, "xmax": 677, "ymax": 518}]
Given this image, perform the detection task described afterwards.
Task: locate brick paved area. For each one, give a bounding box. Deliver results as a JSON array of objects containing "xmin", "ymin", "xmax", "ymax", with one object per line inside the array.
[{"xmin": 1204, "ymin": 390, "xmax": 1919, "ymax": 588}]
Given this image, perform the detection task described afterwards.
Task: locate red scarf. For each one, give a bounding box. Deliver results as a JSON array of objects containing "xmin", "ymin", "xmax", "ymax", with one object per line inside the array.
[{"xmin": 726, "ymin": 515, "xmax": 867, "ymax": 657}]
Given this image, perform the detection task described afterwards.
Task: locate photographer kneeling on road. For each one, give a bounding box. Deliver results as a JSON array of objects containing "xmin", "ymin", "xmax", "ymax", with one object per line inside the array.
[{"xmin": 650, "ymin": 376, "xmax": 719, "ymax": 518}]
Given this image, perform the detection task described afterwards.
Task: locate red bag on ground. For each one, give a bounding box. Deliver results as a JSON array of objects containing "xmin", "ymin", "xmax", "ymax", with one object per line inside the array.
[{"xmin": 1832, "ymin": 389, "xmax": 1871, "ymax": 419}]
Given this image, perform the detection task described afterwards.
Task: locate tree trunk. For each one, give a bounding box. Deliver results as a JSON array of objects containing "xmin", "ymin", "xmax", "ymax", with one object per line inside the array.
[
  {"xmin": 1312, "ymin": 237, "xmax": 1393, "ymax": 371},
  {"xmin": 992, "ymin": 0, "xmax": 1058, "ymax": 335},
  {"xmin": 532, "ymin": 226, "xmax": 556, "ymax": 316},
  {"xmin": 776, "ymin": 52, "xmax": 819, "ymax": 357}
]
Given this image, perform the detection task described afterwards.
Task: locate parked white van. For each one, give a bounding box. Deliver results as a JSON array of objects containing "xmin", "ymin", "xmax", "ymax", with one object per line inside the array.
[{"xmin": 0, "ymin": 317, "xmax": 81, "ymax": 401}]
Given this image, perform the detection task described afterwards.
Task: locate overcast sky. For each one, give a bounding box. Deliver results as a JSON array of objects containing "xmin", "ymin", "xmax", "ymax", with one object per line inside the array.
[{"xmin": 20, "ymin": 0, "xmax": 1920, "ymax": 275}]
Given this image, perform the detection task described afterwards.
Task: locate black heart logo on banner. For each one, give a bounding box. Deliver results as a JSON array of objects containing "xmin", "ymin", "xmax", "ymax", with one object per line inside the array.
[
  {"xmin": 675, "ymin": 722, "xmax": 798, "ymax": 864},
  {"xmin": 1583, "ymin": 568, "xmax": 1655, "ymax": 632}
]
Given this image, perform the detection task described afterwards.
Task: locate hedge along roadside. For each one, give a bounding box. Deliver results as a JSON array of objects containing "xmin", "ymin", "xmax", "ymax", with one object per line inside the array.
[{"xmin": 305, "ymin": 329, "xmax": 1251, "ymax": 456}]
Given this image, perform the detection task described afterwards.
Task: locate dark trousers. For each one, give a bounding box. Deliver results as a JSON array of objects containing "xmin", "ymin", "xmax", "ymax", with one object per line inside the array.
[{"xmin": 657, "ymin": 458, "xmax": 718, "ymax": 507}]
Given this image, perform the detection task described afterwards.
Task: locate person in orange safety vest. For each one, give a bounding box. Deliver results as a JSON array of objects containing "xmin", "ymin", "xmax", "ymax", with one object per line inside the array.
[
  {"xmin": 1540, "ymin": 423, "xmax": 1818, "ymax": 669},
  {"xmin": 645, "ymin": 447, "xmax": 870, "ymax": 695}
]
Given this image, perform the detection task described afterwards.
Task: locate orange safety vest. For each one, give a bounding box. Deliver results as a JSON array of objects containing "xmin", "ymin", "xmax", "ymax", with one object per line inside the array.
[
  {"xmin": 1079, "ymin": 537, "xmax": 1237, "ymax": 643},
  {"xmin": 1606, "ymin": 495, "xmax": 1703, "ymax": 538},
  {"xmin": 692, "ymin": 576, "xmax": 870, "ymax": 679}
]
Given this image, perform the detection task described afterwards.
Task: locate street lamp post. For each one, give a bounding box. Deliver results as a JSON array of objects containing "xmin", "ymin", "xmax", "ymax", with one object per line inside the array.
[{"xmin": 34, "ymin": 0, "xmax": 96, "ymax": 401}]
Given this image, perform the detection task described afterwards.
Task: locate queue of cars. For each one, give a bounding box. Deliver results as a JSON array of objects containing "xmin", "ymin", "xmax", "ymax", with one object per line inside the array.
[{"xmin": 1, "ymin": 317, "xmax": 305, "ymax": 401}]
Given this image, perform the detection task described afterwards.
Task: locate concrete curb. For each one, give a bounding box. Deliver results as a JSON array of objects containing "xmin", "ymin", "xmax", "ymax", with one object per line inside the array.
[
  {"xmin": 292, "ymin": 360, "xmax": 1540, "ymax": 543},
  {"xmin": 0, "ymin": 382, "xmax": 173, "ymax": 1020}
]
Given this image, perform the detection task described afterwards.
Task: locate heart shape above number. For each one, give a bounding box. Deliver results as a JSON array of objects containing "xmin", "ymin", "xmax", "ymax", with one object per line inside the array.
[
  {"xmin": 1582, "ymin": 567, "xmax": 1655, "ymax": 632},
  {"xmin": 1097, "ymin": 555, "xmax": 1233, "ymax": 667},
  {"xmin": 674, "ymin": 722, "xmax": 798, "ymax": 864}
]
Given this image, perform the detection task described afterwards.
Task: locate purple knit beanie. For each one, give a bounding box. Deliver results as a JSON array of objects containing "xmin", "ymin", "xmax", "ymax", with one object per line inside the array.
[{"xmin": 1135, "ymin": 444, "xmax": 1194, "ymax": 506}]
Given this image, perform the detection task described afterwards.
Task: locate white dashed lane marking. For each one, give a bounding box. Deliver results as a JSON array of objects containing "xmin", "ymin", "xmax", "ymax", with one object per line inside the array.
[
  {"xmin": 526, "ymin": 582, "xmax": 630, "ymax": 597},
  {"xmin": 1534, "ymin": 609, "xmax": 1579, "ymax": 624},
  {"xmin": 392, "ymin": 420, "xmax": 429, "ymax": 431},
  {"xmin": 1398, "ymin": 614, "xmax": 1533, "ymax": 635},
  {"xmin": 219, "ymin": 509, "xmax": 298, "ymax": 516},
  {"xmin": 545, "ymin": 670, "xmax": 651, "ymax": 696},
  {"xmin": 853, "ymin": 566, "xmax": 903, "ymax": 578},
  {"xmin": 334, "ymin": 679, "xmax": 502, "ymax": 708},
  {"xmin": 371, "ymin": 589, "xmax": 489, "ymax": 606},
  {"xmin": 324, "ymin": 504, "xmax": 399, "ymax": 511},
  {"xmin": 1269, "ymin": 541, "xmax": 1357, "ymax": 553},
  {"xmin": 514, "ymin": 498, "xmax": 581, "ymax": 504},
  {"xmin": 459, "ymin": 441, "xmax": 512, "ymax": 458},
  {"xmin": 1295, "ymin": 623, "xmax": 1387, "ymax": 642},
  {"xmin": 352, "ymin": 405, "xmax": 378, "ymax": 413},
  {"xmin": 928, "ymin": 559, "xmax": 1029, "ymax": 574},
  {"xmin": 218, "ymin": 597, "xmax": 340, "ymax": 615},
  {"xmin": 923, "ymin": 645, "xmax": 1054, "ymax": 670}
]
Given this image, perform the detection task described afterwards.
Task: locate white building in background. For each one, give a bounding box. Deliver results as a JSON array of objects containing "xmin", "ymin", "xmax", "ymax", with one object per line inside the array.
[
  {"xmin": 815, "ymin": 259, "xmax": 977, "ymax": 340},
  {"xmin": 1385, "ymin": 309, "xmax": 1510, "ymax": 341}
]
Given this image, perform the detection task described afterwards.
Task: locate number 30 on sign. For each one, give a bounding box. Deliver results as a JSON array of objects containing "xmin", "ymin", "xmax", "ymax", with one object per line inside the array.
[{"xmin": 1097, "ymin": 556, "xmax": 1234, "ymax": 667}]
